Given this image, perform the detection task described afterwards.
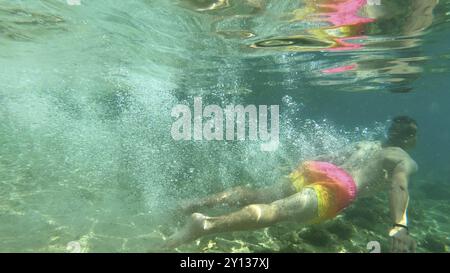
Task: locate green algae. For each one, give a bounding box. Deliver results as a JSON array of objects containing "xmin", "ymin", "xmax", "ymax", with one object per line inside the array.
[
  {"xmin": 325, "ymin": 221, "xmax": 354, "ymax": 240},
  {"xmin": 298, "ymin": 226, "xmax": 333, "ymax": 247}
]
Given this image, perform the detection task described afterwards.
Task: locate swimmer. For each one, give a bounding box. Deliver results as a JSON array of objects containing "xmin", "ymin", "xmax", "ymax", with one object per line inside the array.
[{"xmin": 165, "ymin": 116, "xmax": 419, "ymax": 253}]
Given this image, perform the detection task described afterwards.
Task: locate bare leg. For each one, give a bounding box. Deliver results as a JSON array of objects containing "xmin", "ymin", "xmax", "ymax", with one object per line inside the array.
[
  {"xmin": 180, "ymin": 177, "xmax": 296, "ymax": 213},
  {"xmin": 166, "ymin": 187, "xmax": 318, "ymax": 248}
]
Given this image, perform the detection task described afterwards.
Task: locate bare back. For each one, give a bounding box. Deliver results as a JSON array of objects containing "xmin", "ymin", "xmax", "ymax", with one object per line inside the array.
[{"xmin": 318, "ymin": 141, "xmax": 418, "ymax": 198}]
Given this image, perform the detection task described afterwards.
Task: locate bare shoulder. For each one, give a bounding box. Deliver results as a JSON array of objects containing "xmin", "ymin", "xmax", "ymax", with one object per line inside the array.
[
  {"xmin": 354, "ymin": 140, "xmax": 382, "ymax": 149},
  {"xmin": 313, "ymin": 140, "xmax": 379, "ymax": 165},
  {"xmin": 380, "ymin": 147, "xmax": 418, "ymax": 174}
]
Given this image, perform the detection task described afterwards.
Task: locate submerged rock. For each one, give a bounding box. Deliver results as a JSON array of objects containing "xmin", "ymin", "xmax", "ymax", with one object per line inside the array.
[
  {"xmin": 298, "ymin": 226, "xmax": 333, "ymax": 247},
  {"xmin": 325, "ymin": 221, "xmax": 354, "ymax": 240},
  {"xmin": 278, "ymin": 244, "xmax": 306, "ymax": 253},
  {"xmin": 422, "ymin": 234, "xmax": 448, "ymax": 253}
]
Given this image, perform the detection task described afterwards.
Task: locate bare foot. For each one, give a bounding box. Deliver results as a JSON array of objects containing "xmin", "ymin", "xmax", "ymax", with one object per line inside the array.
[{"xmin": 164, "ymin": 213, "xmax": 209, "ymax": 249}]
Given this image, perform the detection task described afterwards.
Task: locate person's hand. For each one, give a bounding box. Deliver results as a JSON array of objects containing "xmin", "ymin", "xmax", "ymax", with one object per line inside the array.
[{"xmin": 389, "ymin": 227, "xmax": 417, "ymax": 253}]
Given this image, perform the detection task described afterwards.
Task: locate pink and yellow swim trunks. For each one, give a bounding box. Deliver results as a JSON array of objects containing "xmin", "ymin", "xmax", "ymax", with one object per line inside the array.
[{"xmin": 289, "ymin": 161, "xmax": 357, "ymax": 223}]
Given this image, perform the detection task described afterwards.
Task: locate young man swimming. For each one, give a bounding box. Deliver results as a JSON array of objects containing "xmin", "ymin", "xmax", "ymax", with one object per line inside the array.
[{"xmin": 165, "ymin": 116, "xmax": 419, "ymax": 253}]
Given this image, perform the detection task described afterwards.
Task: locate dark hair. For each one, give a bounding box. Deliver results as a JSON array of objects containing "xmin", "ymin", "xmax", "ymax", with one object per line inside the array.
[{"xmin": 385, "ymin": 116, "xmax": 418, "ymax": 148}]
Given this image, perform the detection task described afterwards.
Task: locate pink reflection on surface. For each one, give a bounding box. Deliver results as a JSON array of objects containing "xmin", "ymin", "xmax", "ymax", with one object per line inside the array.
[
  {"xmin": 318, "ymin": 0, "xmax": 375, "ymax": 26},
  {"xmin": 322, "ymin": 64, "xmax": 357, "ymax": 74}
]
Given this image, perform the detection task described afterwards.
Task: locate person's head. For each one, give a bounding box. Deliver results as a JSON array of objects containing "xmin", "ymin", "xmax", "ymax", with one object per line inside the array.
[{"xmin": 385, "ymin": 116, "xmax": 418, "ymax": 150}]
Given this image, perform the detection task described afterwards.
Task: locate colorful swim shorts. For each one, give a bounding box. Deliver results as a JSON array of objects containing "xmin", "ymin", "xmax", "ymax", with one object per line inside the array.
[{"xmin": 288, "ymin": 161, "xmax": 357, "ymax": 223}]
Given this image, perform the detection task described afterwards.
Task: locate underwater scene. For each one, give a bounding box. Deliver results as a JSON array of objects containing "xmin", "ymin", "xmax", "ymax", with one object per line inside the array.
[{"xmin": 0, "ymin": 0, "xmax": 449, "ymax": 253}]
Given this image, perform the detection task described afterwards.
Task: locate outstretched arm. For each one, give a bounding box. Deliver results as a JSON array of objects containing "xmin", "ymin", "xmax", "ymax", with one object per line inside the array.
[
  {"xmin": 390, "ymin": 166, "xmax": 410, "ymax": 227},
  {"xmin": 388, "ymin": 160, "xmax": 417, "ymax": 252}
]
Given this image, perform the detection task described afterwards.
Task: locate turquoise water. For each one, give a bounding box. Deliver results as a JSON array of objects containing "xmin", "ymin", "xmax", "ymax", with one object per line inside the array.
[{"xmin": 0, "ymin": 0, "xmax": 449, "ymax": 252}]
